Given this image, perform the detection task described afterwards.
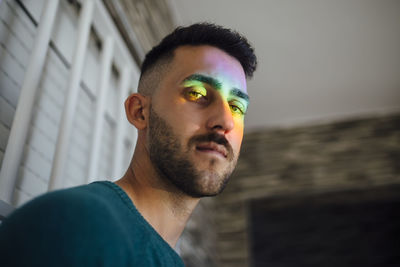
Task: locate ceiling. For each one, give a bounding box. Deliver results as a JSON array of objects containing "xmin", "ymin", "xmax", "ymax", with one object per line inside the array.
[{"xmin": 168, "ymin": 0, "xmax": 400, "ymax": 132}]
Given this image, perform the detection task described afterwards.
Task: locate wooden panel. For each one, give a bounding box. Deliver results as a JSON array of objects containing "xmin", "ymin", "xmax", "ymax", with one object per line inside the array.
[
  {"xmin": 64, "ymin": 84, "xmax": 94, "ymax": 186},
  {"xmin": 49, "ymin": 0, "xmax": 78, "ymax": 65},
  {"xmin": 98, "ymin": 115, "xmax": 116, "ymax": 180},
  {"xmin": 104, "ymin": 68, "xmax": 120, "ymax": 121},
  {"xmin": 0, "ymin": 122, "xmax": 9, "ymax": 151},
  {"xmin": 21, "ymin": 144, "xmax": 52, "ymax": 182},
  {"xmin": 0, "ymin": 0, "xmax": 37, "ymax": 173},
  {"xmin": 0, "ymin": 68, "xmax": 20, "ymax": 107},
  {"xmin": 16, "ymin": 165, "xmax": 47, "ymax": 197},
  {"xmin": 0, "ymin": 96, "xmax": 15, "ymax": 128},
  {"xmin": 13, "ymin": 188, "xmax": 31, "ymax": 207},
  {"xmin": 81, "ymin": 33, "xmax": 101, "ymax": 96}
]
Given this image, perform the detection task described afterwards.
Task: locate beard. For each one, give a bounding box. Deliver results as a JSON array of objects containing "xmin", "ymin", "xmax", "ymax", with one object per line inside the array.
[{"xmin": 148, "ymin": 106, "xmax": 238, "ymax": 198}]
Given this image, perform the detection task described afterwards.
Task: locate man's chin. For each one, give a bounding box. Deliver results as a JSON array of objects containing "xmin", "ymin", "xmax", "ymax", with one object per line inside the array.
[
  {"xmin": 191, "ymin": 170, "xmax": 231, "ymax": 197},
  {"xmin": 181, "ymin": 186, "xmax": 224, "ymax": 198}
]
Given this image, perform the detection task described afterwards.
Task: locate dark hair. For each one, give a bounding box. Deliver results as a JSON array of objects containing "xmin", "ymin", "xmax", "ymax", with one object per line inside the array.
[{"xmin": 140, "ymin": 23, "xmax": 257, "ymax": 80}]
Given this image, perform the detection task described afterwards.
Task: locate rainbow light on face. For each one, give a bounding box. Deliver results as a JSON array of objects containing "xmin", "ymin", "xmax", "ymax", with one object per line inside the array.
[
  {"xmin": 181, "ymin": 73, "xmax": 249, "ymax": 118},
  {"xmin": 182, "ymin": 80, "xmax": 208, "ymax": 101}
]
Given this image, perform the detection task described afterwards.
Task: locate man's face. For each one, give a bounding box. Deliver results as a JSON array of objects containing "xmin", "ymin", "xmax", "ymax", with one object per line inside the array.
[{"xmin": 148, "ymin": 45, "xmax": 248, "ymax": 198}]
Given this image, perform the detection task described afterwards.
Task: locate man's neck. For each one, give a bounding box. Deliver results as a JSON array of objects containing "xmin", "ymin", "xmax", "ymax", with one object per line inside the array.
[{"xmin": 115, "ymin": 155, "xmax": 199, "ymax": 248}]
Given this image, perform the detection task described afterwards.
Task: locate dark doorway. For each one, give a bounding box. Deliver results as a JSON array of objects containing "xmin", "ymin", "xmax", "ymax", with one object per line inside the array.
[{"xmin": 249, "ymin": 186, "xmax": 400, "ymax": 267}]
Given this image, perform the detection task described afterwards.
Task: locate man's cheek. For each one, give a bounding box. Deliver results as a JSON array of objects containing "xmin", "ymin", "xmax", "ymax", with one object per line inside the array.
[
  {"xmin": 234, "ymin": 118, "xmax": 244, "ymax": 138},
  {"xmin": 231, "ymin": 122, "xmax": 244, "ymax": 152}
]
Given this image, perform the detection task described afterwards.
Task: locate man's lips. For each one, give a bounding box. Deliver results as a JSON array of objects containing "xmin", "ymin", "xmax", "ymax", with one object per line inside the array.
[{"xmin": 196, "ymin": 142, "xmax": 228, "ymax": 158}]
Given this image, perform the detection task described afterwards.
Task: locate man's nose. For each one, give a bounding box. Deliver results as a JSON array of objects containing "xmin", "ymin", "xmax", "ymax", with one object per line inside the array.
[{"xmin": 206, "ymin": 99, "xmax": 235, "ymax": 134}]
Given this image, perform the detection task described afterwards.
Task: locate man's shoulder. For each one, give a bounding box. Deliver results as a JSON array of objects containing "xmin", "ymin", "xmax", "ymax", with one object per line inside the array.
[
  {"xmin": 0, "ymin": 182, "xmax": 127, "ymax": 237},
  {"xmin": 11, "ymin": 181, "xmax": 115, "ymax": 217},
  {"xmin": 0, "ymin": 182, "xmax": 134, "ymax": 266}
]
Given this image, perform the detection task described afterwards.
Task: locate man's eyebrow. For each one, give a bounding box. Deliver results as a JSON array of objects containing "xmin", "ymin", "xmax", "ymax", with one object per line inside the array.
[
  {"xmin": 183, "ymin": 74, "xmax": 222, "ymax": 89},
  {"xmin": 230, "ymin": 88, "xmax": 249, "ymax": 103}
]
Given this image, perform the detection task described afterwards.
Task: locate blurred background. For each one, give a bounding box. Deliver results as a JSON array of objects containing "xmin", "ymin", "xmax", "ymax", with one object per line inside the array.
[{"xmin": 0, "ymin": 0, "xmax": 399, "ymax": 266}]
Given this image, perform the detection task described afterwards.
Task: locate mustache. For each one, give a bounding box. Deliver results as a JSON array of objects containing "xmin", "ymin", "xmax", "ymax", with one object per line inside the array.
[{"xmin": 188, "ymin": 132, "xmax": 234, "ymax": 159}]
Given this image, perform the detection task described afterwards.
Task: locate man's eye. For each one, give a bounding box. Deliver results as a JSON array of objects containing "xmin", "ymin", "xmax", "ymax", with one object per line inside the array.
[
  {"xmin": 187, "ymin": 91, "xmax": 203, "ymax": 99},
  {"xmin": 229, "ymin": 100, "xmax": 246, "ymax": 116},
  {"xmin": 230, "ymin": 104, "xmax": 244, "ymax": 115},
  {"xmin": 185, "ymin": 86, "xmax": 207, "ymax": 101}
]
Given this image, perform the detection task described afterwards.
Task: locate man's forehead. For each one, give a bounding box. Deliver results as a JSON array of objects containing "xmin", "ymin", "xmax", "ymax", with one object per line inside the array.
[{"xmin": 172, "ymin": 46, "xmax": 247, "ymax": 90}]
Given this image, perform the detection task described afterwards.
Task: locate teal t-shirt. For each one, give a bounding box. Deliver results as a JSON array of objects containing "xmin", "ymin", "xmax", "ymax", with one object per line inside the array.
[{"xmin": 0, "ymin": 181, "xmax": 185, "ymax": 267}]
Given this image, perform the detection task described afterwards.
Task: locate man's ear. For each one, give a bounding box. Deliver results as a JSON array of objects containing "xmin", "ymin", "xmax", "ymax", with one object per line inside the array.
[{"xmin": 125, "ymin": 93, "xmax": 149, "ymax": 130}]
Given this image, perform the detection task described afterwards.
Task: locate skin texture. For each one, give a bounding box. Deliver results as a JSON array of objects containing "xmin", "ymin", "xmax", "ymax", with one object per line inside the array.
[{"xmin": 116, "ymin": 45, "xmax": 247, "ymax": 248}]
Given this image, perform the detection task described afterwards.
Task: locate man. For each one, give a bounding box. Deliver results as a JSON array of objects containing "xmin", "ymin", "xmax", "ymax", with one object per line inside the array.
[{"xmin": 0, "ymin": 23, "xmax": 257, "ymax": 266}]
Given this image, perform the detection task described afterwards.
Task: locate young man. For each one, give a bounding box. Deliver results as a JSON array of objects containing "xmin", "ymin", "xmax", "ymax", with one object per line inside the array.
[{"xmin": 0, "ymin": 23, "xmax": 257, "ymax": 266}]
